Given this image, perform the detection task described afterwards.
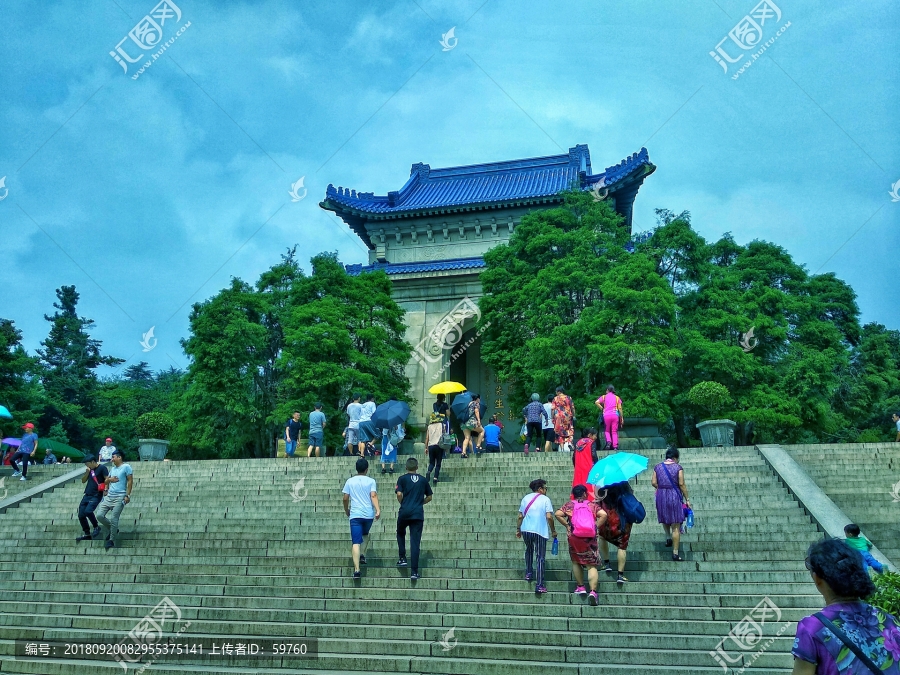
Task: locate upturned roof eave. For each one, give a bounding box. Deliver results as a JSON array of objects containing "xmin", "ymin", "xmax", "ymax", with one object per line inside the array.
[{"xmin": 320, "ymin": 194, "xmax": 564, "ymax": 222}]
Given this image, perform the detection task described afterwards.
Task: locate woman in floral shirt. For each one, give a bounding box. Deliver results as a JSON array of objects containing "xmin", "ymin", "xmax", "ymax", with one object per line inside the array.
[{"xmin": 792, "ymin": 538, "xmax": 900, "ymax": 674}]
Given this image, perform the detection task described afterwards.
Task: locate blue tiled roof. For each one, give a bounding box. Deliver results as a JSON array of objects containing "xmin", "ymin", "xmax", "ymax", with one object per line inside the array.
[
  {"xmin": 345, "ymin": 256, "xmax": 486, "ymax": 276},
  {"xmin": 323, "ymin": 145, "xmax": 653, "ymax": 217}
]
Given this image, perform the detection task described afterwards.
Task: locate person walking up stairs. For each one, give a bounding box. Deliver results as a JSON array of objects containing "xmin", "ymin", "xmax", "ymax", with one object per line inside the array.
[
  {"xmin": 395, "ymin": 457, "xmax": 432, "ymax": 581},
  {"xmin": 341, "ymin": 458, "xmax": 380, "ymax": 579}
]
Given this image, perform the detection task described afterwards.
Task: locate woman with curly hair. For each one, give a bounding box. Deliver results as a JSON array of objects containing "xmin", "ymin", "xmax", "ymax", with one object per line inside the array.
[
  {"xmin": 596, "ymin": 481, "xmax": 635, "ymax": 585},
  {"xmin": 792, "ymin": 538, "xmax": 900, "ymax": 674}
]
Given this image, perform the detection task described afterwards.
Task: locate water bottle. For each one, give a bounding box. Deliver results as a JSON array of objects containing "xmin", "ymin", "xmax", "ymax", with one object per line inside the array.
[{"xmin": 551, "ymin": 537, "xmax": 559, "ymax": 556}]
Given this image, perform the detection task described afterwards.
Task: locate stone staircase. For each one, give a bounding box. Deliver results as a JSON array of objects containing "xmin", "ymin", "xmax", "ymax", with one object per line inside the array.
[
  {"xmin": 783, "ymin": 442, "xmax": 900, "ymax": 565},
  {"xmin": 0, "ymin": 463, "xmax": 74, "ymax": 502},
  {"xmin": 0, "ymin": 447, "xmax": 822, "ymax": 674}
]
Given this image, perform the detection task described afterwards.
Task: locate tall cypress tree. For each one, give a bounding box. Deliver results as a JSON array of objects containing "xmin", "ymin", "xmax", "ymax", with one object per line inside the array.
[{"xmin": 37, "ymin": 286, "xmax": 123, "ymax": 447}]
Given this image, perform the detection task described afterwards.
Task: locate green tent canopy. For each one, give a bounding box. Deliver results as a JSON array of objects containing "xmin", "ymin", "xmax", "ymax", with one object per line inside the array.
[{"xmin": 37, "ymin": 439, "xmax": 84, "ymax": 461}]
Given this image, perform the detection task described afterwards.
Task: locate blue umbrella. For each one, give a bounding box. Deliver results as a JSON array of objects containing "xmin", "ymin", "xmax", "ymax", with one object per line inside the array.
[
  {"xmin": 449, "ymin": 392, "xmax": 486, "ymax": 422},
  {"xmin": 587, "ymin": 452, "xmax": 649, "ymax": 488},
  {"xmin": 371, "ymin": 400, "xmax": 411, "ymax": 430},
  {"xmin": 0, "ymin": 405, "xmax": 12, "ymax": 419}
]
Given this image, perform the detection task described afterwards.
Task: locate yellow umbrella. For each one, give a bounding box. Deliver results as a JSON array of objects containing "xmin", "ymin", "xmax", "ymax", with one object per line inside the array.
[{"xmin": 428, "ymin": 381, "xmax": 467, "ymax": 395}]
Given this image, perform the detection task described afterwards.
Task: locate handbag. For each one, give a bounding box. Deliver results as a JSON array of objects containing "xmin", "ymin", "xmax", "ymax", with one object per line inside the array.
[
  {"xmin": 813, "ymin": 613, "xmax": 882, "ymax": 675},
  {"xmin": 91, "ymin": 470, "xmax": 106, "ymax": 493}
]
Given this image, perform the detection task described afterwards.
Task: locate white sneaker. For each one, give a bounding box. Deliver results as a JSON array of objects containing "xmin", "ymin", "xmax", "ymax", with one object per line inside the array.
[
  {"xmin": 19, "ymin": 476, "xmax": 27, "ymax": 481},
  {"xmin": 11, "ymin": 471, "xmax": 21, "ymax": 477}
]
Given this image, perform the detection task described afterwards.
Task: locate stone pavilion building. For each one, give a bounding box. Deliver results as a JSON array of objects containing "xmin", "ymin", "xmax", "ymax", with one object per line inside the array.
[{"xmin": 320, "ymin": 144, "xmax": 655, "ymax": 446}]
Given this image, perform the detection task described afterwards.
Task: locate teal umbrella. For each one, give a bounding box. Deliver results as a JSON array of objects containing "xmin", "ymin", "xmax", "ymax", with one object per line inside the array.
[
  {"xmin": 587, "ymin": 452, "xmax": 649, "ymax": 488},
  {"xmin": 0, "ymin": 405, "xmax": 12, "ymax": 419}
]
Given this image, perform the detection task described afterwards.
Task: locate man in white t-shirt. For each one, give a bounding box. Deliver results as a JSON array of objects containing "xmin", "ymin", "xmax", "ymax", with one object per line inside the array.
[
  {"xmin": 345, "ymin": 394, "xmax": 363, "ymax": 456},
  {"xmin": 357, "ymin": 394, "xmax": 378, "ymax": 457},
  {"xmin": 98, "ymin": 438, "xmax": 116, "ymax": 464},
  {"xmin": 516, "ymin": 478, "xmax": 558, "ymax": 594},
  {"xmin": 342, "ymin": 458, "xmax": 380, "ymax": 579},
  {"xmin": 542, "ymin": 396, "xmax": 556, "ymax": 452}
]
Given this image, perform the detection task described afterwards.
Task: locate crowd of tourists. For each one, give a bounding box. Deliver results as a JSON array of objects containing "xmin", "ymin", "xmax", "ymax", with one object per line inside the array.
[{"xmin": 5, "ymin": 397, "xmax": 899, "ymax": 675}]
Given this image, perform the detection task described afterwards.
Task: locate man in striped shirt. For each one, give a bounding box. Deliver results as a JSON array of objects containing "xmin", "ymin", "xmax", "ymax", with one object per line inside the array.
[{"xmin": 522, "ymin": 394, "xmax": 549, "ymax": 455}]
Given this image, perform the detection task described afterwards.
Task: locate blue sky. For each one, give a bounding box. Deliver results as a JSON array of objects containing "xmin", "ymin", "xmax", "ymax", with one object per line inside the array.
[{"xmin": 0, "ymin": 0, "xmax": 897, "ymax": 375}]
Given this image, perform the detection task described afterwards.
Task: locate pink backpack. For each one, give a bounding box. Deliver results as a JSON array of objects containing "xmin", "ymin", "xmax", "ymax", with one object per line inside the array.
[{"xmin": 571, "ymin": 500, "xmax": 596, "ymax": 538}]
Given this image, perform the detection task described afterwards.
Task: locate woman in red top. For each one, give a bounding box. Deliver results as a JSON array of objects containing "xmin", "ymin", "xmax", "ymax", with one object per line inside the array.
[{"xmin": 572, "ymin": 428, "xmax": 599, "ymax": 501}]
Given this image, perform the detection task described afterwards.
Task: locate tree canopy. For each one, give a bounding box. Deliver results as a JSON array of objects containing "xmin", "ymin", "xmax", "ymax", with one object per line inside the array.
[
  {"xmin": 176, "ymin": 249, "xmax": 412, "ymax": 457},
  {"xmin": 2, "ymin": 207, "xmax": 897, "ymax": 456},
  {"xmin": 478, "ymin": 193, "xmax": 900, "ymax": 445}
]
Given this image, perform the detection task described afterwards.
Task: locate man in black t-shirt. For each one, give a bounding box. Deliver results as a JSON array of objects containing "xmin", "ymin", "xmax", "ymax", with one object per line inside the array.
[
  {"xmin": 285, "ymin": 411, "xmax": 303, "ymax": 458},
  {"xmin": 76, "ymin": 455, "xmax": 109, "ymax": 541},
  {"xmin": 395, "ymin": 457, "xmax": 433, "ymax": 580}
]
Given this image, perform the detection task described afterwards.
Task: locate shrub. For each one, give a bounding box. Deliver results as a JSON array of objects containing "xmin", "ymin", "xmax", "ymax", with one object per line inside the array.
[
  {"xmin": 856, "ymin": 428, "xmax": 885, "ymax": 444},
  {"xmin": 687, "ymin": 381, "xmax": 732, "ymax": 419},
  {"xmin": 136, "ymin": 412, "xmax": 175, "ymax": 440},
  {"xmin": 871, "ymin": 571, "xmax": 900, "ymax": 618}
]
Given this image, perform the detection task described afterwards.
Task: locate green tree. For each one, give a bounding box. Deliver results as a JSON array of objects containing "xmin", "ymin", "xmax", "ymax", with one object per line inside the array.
[
  {"xmin": 0, "ymin": 318, "xmax": 44, "ymax": 436},
  {"xmin": 179, "ymin": 277, "xmax": 273, "ymax": 458},
  {"xmin": 837, "ymin": 323, "xmax": 900, "ymax": 440},
  {"xmin": 92, "ymin": 365, "xmax": 185, "ymax": 456},
  {"xmin": 479, "ymin": 191, "xmax": 679, "ymax": 423},
  {"xmin": 278, "ymin": 252, "xmax": 412, "ymax": 451},
  {"xmin": 177, "ymin": 250, "xmax": 411, "ymax": 458},
  {"xmin": 37, "ymin": 286, "xmax": 123, "ymax": 447}
]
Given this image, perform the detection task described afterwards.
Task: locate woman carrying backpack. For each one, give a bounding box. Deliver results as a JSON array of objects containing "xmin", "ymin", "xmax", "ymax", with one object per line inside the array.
[
  {"xmin": 555, "ymin": 484, "xmax": 605, "ymax": 606},
  {"xmin": 596, "ymin": 481, "xmax": 635, "ymax": 585}
]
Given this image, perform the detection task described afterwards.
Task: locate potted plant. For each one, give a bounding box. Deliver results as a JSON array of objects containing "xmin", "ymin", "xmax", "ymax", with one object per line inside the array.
[
  {"xmin": 688, "ymin": 381, "xmax": 737, "ymax": 447},
  {"xmin": 136, "ymin": 412, "xmax": 175, "ymax": 461}
]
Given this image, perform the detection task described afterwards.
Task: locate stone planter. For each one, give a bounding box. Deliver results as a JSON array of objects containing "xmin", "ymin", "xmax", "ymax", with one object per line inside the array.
[
  {"xmin": 696, "ymin": 420, "xmax": 736, "ymax": 447},
  {"xmin": 614, "ymin": 417, "xmax": 667, "ymax": 451},
  {"xmin": 138, "ymin": 438, "xmax": 170, "ymax": 461}
]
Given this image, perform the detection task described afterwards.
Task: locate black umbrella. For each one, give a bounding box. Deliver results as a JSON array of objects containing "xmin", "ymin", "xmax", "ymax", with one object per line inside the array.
[
  {"xmin": 450, "ymin": 392, "xmax": 486, "ymax": 423},
  {"xmin": 371, "ymin": 400, "xmax": 411, "ymax": 430}
]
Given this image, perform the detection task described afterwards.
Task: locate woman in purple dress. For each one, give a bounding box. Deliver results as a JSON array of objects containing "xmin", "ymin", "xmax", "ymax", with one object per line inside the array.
[
  {"xmin": 650, "ymin": 447, "xmax": 691, "ymax": 562},
  {"xmin": 792, "ymin": 538, "xmax": 900, "ymax": 675}
]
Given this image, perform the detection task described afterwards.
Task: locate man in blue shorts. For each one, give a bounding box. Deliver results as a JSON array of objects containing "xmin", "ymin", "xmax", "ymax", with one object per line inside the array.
[{"xmin": 342, "ymin": 458, "xmax": 380, "ymax": 579}]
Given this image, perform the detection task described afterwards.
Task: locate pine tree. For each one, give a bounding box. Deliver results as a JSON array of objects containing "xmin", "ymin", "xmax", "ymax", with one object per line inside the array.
[{"xmin": 37, "ymin": 286, "xmax": 123, "ymax": 447}]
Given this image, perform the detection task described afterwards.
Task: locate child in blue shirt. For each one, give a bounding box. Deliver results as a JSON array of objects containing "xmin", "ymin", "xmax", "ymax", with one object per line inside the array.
[
  {"xmin": 483, "ymin": 422, "xmax": 501, "ymax": 452},
  {"xmin": 843, "ymin": 523, "xmax": 884, "ymax": 574}
]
